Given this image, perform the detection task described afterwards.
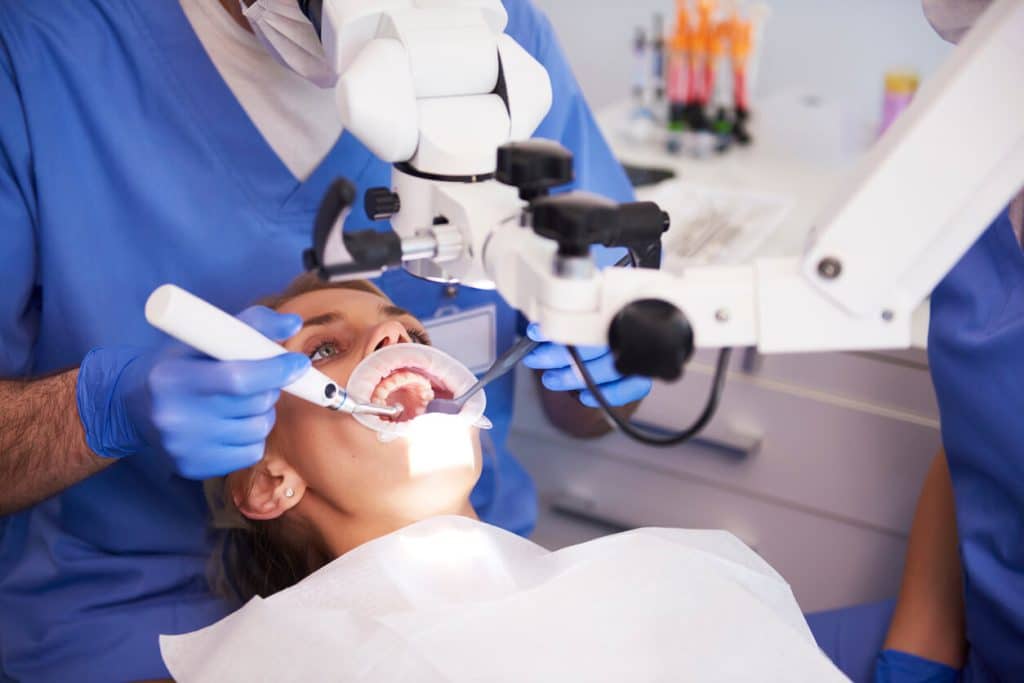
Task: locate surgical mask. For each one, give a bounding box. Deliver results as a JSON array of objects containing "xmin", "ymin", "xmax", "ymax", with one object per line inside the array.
[
  {"xmin": 922, "ymin": 0, "xmax": 992, "ymax": 44},
  {"xmin": 243, "ymin": 0, "xmax": 337, "ymax": 87}
]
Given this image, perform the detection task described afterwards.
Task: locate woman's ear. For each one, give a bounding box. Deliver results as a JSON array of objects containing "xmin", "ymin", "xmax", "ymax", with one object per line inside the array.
[{"xmin": 229, "ymin": 453, "xmax": 307, "ymax": 521}]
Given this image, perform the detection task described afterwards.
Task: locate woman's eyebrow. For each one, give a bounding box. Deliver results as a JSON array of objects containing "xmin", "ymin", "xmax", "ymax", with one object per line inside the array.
[
  {"xmin": 302, "ymin": 311, "xmax": 345, "ymax": 329},
  {"xmin": 301, "ymin": 304, "xmax": 411, "ymax": 330},
  {"xmin": 379, "ymin": 303, "xmax": 413, "ymax": 320}
]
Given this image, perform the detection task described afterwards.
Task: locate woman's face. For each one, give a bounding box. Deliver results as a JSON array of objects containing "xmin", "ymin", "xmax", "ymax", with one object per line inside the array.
[{"xmin": 271, "ymin": 287, "xmax": 483, "ymax": 521}]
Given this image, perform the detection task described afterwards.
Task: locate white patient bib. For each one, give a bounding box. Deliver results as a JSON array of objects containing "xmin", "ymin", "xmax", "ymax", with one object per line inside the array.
[
  {"xmin": 163, "ymin": 518, "xmax": 843, "ymax": 683},
  {"xmin": 161, "ymin": 517, "xmax": 844, "ymax": 682}
]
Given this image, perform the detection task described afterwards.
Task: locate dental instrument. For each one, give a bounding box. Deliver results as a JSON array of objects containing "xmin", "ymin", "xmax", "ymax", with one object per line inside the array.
[
  {"xmin": 144, "ymin": 284, "xmax": 403, "ymax": 418},
  {"xmin": 424, "ymin": 336, "xmax": 539, "ymax": 416}
]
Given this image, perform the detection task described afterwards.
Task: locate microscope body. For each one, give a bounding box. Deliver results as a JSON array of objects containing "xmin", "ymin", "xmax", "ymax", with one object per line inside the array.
[{"xmin": 302, "ymin": 0, "xmax": 686, "ymax": 380}]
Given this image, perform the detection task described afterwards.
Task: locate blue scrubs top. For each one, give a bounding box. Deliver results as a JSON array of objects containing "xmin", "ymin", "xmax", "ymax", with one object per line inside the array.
[
  {"xmin": 810, "ymin": 209, "xmax": 1024, "ymax": 683},
  {"xmin": 929, "ymin": 206, "xmax": 1024, "ymax": 682},
  {"xmin": 0, "ymin": 1, "xmax": 632, "ymax": 680}
]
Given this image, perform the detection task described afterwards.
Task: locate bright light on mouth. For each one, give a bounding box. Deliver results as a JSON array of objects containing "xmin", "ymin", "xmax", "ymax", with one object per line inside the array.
[
  {"xmin": 405, "ymin": 414, "xmax": 477, "ymax": 477},
  {"xmin": 370, "ymin": 367, "xmax": 455, "ymax": 423}
]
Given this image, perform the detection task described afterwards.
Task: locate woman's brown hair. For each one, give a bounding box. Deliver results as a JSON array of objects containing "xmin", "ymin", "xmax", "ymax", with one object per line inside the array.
[{"xmin": 204, "ymin": 273, "xmax": 389, "ymax": 604}]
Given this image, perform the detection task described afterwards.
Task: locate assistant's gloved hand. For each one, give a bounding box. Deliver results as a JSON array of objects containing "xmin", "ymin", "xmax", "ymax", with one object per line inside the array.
[
  {"xmin": 77, "ymin": 306, "xmax": 311, "ymax": 479},
  {"xmin": 875, "ymin": 650, "xmax": 960, "ymax": 683},
  {"xmin": 522, "ymin": 323, "xmax": 653, "ymax": 408}
]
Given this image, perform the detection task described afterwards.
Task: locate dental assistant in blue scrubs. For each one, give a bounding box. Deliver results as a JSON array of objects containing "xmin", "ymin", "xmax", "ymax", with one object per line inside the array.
[
  {"xmin": 807, "ymin": 2, "xmax": 1024, "ymax": 681},
  {"xmin": 809, "ymin": 201, "xmax": 1024, "ymax": 683},
  {"xmin": 0, "ymin": 1, "xmax": 650, "ymax": 679}
]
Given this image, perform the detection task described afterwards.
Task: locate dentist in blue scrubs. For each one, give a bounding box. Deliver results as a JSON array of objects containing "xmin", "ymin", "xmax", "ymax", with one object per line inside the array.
[{"xmin": 0, "ymin": 1, "xmax": 650, "ymax": 679}]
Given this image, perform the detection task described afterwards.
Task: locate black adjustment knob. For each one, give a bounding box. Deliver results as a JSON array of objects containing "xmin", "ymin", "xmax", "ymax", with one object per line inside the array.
[
  {"xmin": 529, "ymin": 194, "xmax": 670, "ymax": 259},
  {"xmin": 608, "ymin": 299, "xmax": 694, "ymax": 381},
  {"xmin": 365, "ymin": 187, "xmax": 401, "ymax": 221},
  {"xmin": 496, "ymin": 140, "xmax": 575, "ymax": 201},
  {"xmin": 530, "ymin": 193, "xmax": 616, "ymax": 258}
]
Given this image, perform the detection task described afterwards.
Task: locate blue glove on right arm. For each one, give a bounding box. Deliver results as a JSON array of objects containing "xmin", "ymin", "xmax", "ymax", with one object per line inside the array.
[
  {"xmin": 874, "ymin": 650, "xmax": 960, "ymax": 683},
  {"xmin": 76, "ymin": 306, "xmax": 311, "ymax": 479}
]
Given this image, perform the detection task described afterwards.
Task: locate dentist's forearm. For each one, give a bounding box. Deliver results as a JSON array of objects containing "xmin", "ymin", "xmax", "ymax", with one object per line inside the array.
[{"xmin": 0, "ymin": 370, "xmax": 112, "ymax": 515}]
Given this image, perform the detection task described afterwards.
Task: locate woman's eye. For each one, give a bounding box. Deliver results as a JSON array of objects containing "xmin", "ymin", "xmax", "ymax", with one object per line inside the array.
[{"xmin": 309, "ymin": 341, "xmax": 341, "ymax": 362}]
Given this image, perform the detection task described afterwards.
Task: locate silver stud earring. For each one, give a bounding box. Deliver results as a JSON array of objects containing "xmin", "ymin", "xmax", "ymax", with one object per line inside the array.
[{"xmin": 284, "ymin": 487, "xmax": 295, "ymax": 499}]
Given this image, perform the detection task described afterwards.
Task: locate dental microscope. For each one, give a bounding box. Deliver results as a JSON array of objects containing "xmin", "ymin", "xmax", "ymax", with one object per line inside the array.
[{"xmin": 300, "ymin": 0, "xmax": 1024, "ymax": 444}]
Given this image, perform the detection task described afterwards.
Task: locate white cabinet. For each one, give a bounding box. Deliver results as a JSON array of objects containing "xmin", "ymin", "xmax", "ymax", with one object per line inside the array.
[{"xmin": 511, "ymin": 348, "xmax": 940, "ymax": 612}]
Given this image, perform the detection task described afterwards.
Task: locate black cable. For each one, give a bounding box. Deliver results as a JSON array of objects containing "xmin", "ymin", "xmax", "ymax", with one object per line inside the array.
[
  {"xmin": 584, "ymin": 248, "xmax": 730, "ymax": 445},
  {"xmin": 568, "ymin": 346, "xmax": 733, "ymax": 446}
]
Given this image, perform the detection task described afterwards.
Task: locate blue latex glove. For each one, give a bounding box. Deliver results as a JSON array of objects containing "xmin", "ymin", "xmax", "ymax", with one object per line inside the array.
[
  {"xmin": 77, "ymin": 306, "xmax": 311, "ymax": 479},
  {"xmin": 874, "ymin": 650, "xmax": 960, "ymax": 683},
  {"xmin": 522, "ymin": 323, "xmax": 653, "ymax": 408}
]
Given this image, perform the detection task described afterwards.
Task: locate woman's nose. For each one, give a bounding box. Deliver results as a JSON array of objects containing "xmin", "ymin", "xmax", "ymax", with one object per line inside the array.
[{"xmin": 365, "ymin": 320, "xmax": 412, "ymax": 357}]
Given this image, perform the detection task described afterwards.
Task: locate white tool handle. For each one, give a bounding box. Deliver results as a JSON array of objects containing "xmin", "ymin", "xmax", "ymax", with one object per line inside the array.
[{"xmin": 145, "ymin": 284, "xmax": 337, "ymax": 408}]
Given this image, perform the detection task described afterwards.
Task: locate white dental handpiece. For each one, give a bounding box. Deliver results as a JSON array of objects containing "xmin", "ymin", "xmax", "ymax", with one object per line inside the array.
[{"xmin": 144, "ymin": 284, "xmax": 401, "ymax": 418}]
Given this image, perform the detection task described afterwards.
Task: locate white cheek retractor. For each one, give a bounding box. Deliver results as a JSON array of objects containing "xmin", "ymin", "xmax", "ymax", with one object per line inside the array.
[{"xmin": 347, "ymin": 344, "xmax": 492, "ymax": 442}]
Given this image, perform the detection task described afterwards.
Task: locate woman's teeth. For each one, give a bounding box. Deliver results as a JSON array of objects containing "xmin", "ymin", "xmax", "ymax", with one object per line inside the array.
[
  {"xmin": 370, "ymin": 369, "xmax": 436, "ymax": 422},
  {"xmin": 372, "ymin": 369, "xmax": 434, "ymax": 399}
]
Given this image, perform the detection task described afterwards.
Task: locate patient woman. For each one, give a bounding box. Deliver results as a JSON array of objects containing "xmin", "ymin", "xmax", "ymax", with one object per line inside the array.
[
  {"xmin": 205, "ymin": 273, "xmax": 483, "ymax": 602},
  {"xmin": 178, "ymin": 273, "xmax": 839, "ymax": 682}
]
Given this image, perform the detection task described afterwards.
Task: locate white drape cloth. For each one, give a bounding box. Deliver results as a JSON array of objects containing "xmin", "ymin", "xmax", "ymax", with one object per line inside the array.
[{"xmin": 161, "ymin": 516, "xmax": 846, "ymax": 682}]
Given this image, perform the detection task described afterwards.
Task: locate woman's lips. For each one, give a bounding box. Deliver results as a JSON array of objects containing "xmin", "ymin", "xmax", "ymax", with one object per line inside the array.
[{"xmin": 370, "ymin": 367, "xmax": 454, "ymax": 422}]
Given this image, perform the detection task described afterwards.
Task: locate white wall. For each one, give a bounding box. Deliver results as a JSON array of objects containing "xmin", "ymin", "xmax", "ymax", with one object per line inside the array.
[{"xmin": 532, "ymin": 0, "xmax": 953, "ymax": 129}]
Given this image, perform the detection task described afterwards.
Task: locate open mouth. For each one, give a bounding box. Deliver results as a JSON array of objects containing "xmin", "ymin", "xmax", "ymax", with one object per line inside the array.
[
  {"xmin": 370, "ymin": 366, "xmax": 454, "ymax": 422},
  {"xmin": 346, "ymin": 344, "xmax": 491, "ymax": 439}
]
